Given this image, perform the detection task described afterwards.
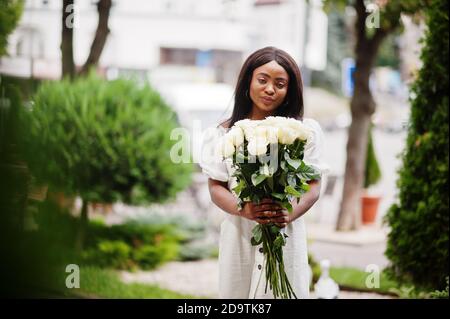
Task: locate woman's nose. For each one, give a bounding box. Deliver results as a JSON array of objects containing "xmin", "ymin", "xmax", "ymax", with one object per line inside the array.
[{"xmin": 265, "ymin": 84, "xmax": 275, "ymax": 95}]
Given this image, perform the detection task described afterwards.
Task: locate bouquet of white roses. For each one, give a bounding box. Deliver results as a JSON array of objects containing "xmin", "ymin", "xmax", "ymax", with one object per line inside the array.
[{"xmin": 220, "ymin": 116, "xmax": 320, "ymax": 299}]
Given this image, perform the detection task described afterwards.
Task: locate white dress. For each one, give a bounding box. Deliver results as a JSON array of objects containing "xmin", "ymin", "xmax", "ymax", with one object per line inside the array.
[{"xmin": 200, "ymin": 118, "xmax": 330, "ymax": 299}]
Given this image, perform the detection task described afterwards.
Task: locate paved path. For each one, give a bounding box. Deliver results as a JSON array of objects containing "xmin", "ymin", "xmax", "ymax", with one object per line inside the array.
[
  {"xmin": 119, "ymin": 259, "xmax": 394, "ymax": 299},
  {"xmin": 306, "ymin": 223, "xmax": 390, "ymax": 270}
]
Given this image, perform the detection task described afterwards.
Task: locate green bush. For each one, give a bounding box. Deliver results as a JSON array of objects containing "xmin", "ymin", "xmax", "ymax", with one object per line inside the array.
[
  {"xmin": 29, "ymin": 203, "xmax": 187, "ymax": 270},
  {"xmin": 84, "ymin": 220, "xmax": 183, "ymax": 270},
  {"xmin": 0, "ymin": 0, "xmax": 23, "ymax": 56},
  {"xmin": 20, "ymin": 73, "xmax": 193, "ymax": 206},
  {"xmin": 19, "ymin": 73, "xmax": 193, "ymax": 249},
  {"xmin": 83, "ymin": 240, "xmax": 132, "ymax": 269},
  {"xmin": 384, "ymin": 0, "xmax": 449, "ymax": 291},
  {"xmin": 125, "ymin": 213, "xmax": 207, "ymax": 244},
  {"xmin": 430, "ymin": 277, "xmax": 449, "ymax": 299}
]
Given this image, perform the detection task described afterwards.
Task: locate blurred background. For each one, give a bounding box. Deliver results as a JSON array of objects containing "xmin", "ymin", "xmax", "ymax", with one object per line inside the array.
[{"xmin": 0, "ymin": 0, "xmax": 447, "ymax": 299}]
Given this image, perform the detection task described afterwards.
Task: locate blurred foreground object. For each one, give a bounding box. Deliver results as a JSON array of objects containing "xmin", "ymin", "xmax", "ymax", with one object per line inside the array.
[{"xmin": 314, "ymin": 259, "xmax": 340, "ymax": 299}]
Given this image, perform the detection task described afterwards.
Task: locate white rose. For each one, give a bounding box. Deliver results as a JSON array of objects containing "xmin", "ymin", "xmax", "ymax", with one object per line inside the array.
[
  {"xmin": 228, "ymin": 126, "xmax": 244, "ymax": 147},
  {"xmin": 296, "ymin": 125, "xmax": 311, "ymax": 141},
  {"xmin": 247, "ymin": 137, "xmax": 268, "ymax": 156},
  {"xmin": 243, "ymin": 126, "xmax": 256, "ymax": 140},
  {"xmin": 265, "ymin": 126, "xmax": 279, "ymax": 144},
  {"xmin": 262, "ymin": 116, "xmax": 282, "ymax": 127},
  {"xmin": 285, "ymin": 118, "xmax": 312, "ymax": 142},
  {"xmin": 278, "ymin": 126, "xmax": 297, "ymax": 145},
  {"xmin": 254, "ymin": 126, "xmax": 267, "ymax": 139},
  {"xmin": 220, "ymin": 137, "xmax": 235, "ymax": 158},
  {"xmin": 235, "ymin": 119, "xmax": 259, "ymax": 131}
]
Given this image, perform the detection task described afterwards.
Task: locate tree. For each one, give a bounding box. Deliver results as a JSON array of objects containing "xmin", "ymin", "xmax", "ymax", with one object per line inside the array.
[
  {"xmin": 20, "ymin": 74, "xmax": 193, "ymax": 250},
  {"xmin": 385, "ymin": 0, "xmax": 448, "ymax": 291},
  {"xmin": 61, "ymin": 0, "xmax": 112, "ymax": 78},
  {"xmin": 0, "ymin": 0, "xmax": 23, "ymax": 56},
  {"xmin": 323, "ymin": 0, "xmax": 425, "ymax": 230}
]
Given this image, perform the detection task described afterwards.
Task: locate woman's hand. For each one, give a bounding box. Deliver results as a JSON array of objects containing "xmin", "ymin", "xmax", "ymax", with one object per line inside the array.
[{"xmin": 240, "ymin": 198, "xmax": 290, "ymax": 228}]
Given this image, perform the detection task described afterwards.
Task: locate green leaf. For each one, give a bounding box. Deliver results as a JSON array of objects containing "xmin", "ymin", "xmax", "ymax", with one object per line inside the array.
[
  {"xmin": 300, "ymin": 182, "xmax": 310, "ymax": 192},
  {"xmin": 259, "ymin": 163, "xmax": 271, "ymax": 176},
  {"xmin": 279, "ymin": 201, "xmax": 293, "ymax": 213},
  {"xmin": 251, "ymin": 237, "xmax": 262, "ymax": 246},
  {"xmin": 285, "ymin": 185, "xmax": 301, "ymax": 196},
  {"xmin": 251, "ymin": 225, "xmax": 263, "ymax": 246},
  {"xmin": 232, "ymin": 179, "xmax": 245, "ymax": 196},
  {"xmin": 251, "ymin": 173, "xmax": 267, "ymax": 186},
  {"xmin": 284, "ymin": 152, "xmax": 302, "ymax": 170},
  {"xmin": 280, "ymin": 171, "xmax": 287, "ymax": 186},
  {"xmin": 236, "ymin": 152, "xmax": 246, "ymax": 163},
  {"xmin": 267, "ymin": 176, "xmax": 274, "ymax": 190},
  {"xmin": 268, "ymin": 225, "xmax": 280, "ymax": 236},
  {"xmin": 271, "ymin": 193, "xmax": 285, "ymax": 200},
  {"xmin": 296, "ymin": 162, "xmax": 321, "ymax": 180},
  {"xmin": 287, "ymin": 173, "xmax": 297, "ymax": 188},
  {"xmin": 273, "ymin": 233, "xmax": 286, "ymax": 250}
]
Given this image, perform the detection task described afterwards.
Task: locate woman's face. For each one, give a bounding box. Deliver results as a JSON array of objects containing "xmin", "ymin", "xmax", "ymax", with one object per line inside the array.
[{"xmin": 249, "ymin": 60, "xmax": 289, "ymax": 116}]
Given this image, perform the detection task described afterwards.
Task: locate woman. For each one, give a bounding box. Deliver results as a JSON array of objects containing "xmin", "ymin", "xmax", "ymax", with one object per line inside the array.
[{"xmin": 200, "ymin": 46, "xmax": 329, "ymax": 298}]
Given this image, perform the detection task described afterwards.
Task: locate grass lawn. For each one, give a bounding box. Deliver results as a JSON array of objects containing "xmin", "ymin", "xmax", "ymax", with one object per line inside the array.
[
  {"xmin": 328, "ymin": 267, "xmax": 400, "ymax": 296},
  {"xmin": 61, "ymin": 266, "xmax": 204, "ymax": 299}
]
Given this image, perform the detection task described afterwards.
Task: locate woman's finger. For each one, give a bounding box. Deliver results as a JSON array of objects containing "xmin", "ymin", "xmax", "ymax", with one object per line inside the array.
[
  {"xmin": 256, "ymin": 217, "xmax": 272, "ymax": 224},
  {"xmin": 256, "ymin": 210, "xmax": 280, "ymax": 219},
  {"xmin": 255, "ymin": 204, "xmax": 283, "ymax": 212},
  {"xmin": 271, "ymin": 214, "xmax": 290, "ymax": 224}
]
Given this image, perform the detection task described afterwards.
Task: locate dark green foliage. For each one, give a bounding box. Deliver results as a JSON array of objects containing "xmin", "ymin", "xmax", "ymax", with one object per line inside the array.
[
  {"xmin": 364, "ymin": 127, "xmax": 381, "ymax": 188},
  {"xmin": 430, "ymin": 277, "xmax": 449, "ymax": 299},
  {"xmin": 30, "ymin": 202, "xmax": 190, "ymax": 271},
  {"xmin": 0, "ymin": 0, "xmax": 23, "ymax": 56},
  {"xmin": 376, "ymin": 33, "xmax": 401, "ymax": 69},
  {"xmin": 82, "ymin": 219, "xmax": 183, "ymax": 270},
  {"xmin": 385, "ymin": 0, "xmax": 449, "ymax": 291},
  {"xmin": 20, "ymin": 73, "xmax": 193, "ymax": 205}
]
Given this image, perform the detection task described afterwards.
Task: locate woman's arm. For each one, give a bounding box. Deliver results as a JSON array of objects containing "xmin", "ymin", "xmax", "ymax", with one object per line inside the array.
[
  {"xmin": 289, "ymin": 179, "xmax": 321, "ymax": 223},
  {"xmin": 208, "ymin": 178, "xmax": 241, "ymax": 216},
  {"xmin": 268, "ymin": 179, "xmax": 321, "ymax": 227}
]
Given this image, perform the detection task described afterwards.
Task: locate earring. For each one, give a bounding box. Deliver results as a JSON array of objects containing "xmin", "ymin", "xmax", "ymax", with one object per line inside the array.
[{"xmin": 245, "ymin": 90, "xmax": 250, "ymax": 100}]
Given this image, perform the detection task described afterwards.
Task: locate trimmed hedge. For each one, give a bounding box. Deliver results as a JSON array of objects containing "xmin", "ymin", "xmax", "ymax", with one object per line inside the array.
[
  {"xmin": 384, "ymin": 0, "xmax": 449, "ymax": 291},
  {"xmin": 20, "ymin": 73, "xmax": 193, "ymax": 205}
]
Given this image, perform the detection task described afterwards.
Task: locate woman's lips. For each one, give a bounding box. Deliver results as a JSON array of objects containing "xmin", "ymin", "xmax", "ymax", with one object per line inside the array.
[{"xmin": 261, "ymin": 96, "xmax": 275, "ymax": 105}]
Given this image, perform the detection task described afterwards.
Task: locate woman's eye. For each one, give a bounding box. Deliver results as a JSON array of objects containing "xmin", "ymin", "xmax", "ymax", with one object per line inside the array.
[
  {"xmin": 258, "ymin": 78, "xmax": 267, "ymax": 84},
  {"xmin": 277, "ymin": 83, "xmax": 286, "ymax": 89}
]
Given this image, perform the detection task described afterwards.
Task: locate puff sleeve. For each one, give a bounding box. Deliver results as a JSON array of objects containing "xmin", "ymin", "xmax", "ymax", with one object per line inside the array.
[
  {"xmin": 199, "ymin": 126, "xmax": 229, "ymax": 182},
  {"xmin": 302, "ymin": 118, "xmax": 330, "ymax": 179}
]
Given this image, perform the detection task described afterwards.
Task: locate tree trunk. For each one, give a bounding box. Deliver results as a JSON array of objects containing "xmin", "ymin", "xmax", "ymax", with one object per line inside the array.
[
  {"xmin": 79, "ymin": 0, "xmax": 112, "ymax": 75},
  {"xmin": 61, "ymin": 0, "xmax": 75, "ymax": 79},
  {"xmin": 336, "ymin": 94, "xmax": 372, "ymax": 231},
  {"xmin": 75, "ymin": 198, "xmax": 88, "ymax": 251},
  {"xmin": 335, "ymin": 0, "xmax": 395, "ymax": 231}
]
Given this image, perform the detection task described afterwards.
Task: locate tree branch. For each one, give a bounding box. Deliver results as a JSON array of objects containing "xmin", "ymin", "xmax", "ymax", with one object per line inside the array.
[
  {"xmin": 368, "ymin": 15, "xmax": 400, "ymax": 57},
  {"xmin": 79, "ymin": 0, "xmax": 112, "ymax": 75},
  {"xmin": 355, "ymin": 0, "xmax": 368, "ymax": 45},
  {"xmin": 61, "ymin": 0, "xmax": 75, "ymax": 79}
]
